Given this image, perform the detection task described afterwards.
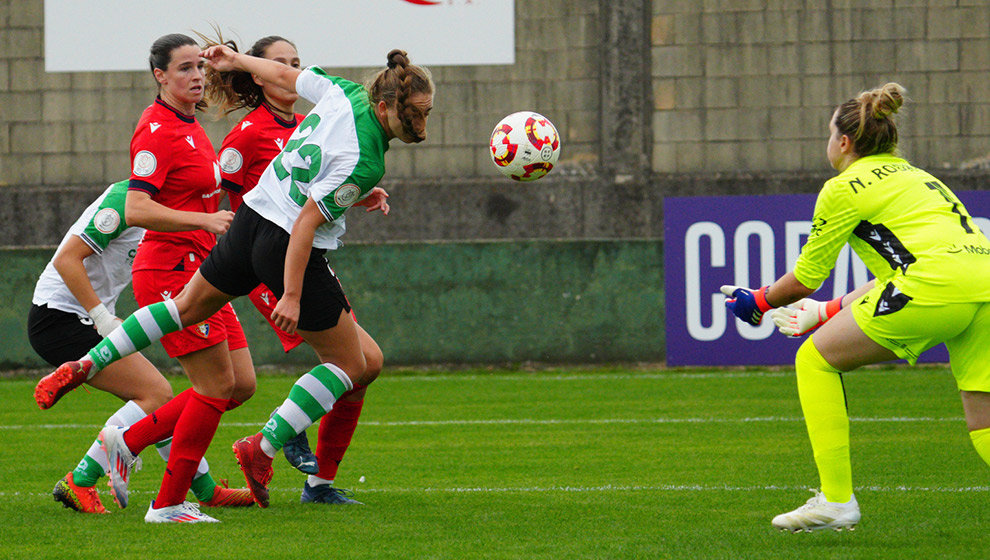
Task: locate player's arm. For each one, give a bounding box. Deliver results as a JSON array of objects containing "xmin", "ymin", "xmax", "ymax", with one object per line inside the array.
[
  {"xmin": 201, "ymin": 44, "xmax": 301, "ymax": 93},
  {"xmin": 772, "ymin": 279, "xmax": 875, "ymax": 336},
  {"xmin": 125, "ymin": 190, "xmax": 233, "ymax": 234},
  {"xmin": 51, "ymin": 236, "xmax": 119, "ymax": 335},
  {"xmin": 272, "ymin": 198, "xmax": 326, "ymax": 334}
]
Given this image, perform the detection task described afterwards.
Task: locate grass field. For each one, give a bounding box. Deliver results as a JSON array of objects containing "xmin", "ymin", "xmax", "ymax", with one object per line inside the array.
[{"xmin": 1, "ymin": 364, "xmax": 988, "ymax": 559}]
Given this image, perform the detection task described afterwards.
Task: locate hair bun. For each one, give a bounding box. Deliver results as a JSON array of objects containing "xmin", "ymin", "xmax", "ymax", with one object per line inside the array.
[{"xmin": 386, "ymin": 49, "xmax": 409, "ymax": 69}]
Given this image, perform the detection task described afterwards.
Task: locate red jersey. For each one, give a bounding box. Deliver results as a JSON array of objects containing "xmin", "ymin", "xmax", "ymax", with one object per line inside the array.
[
  {"xmin": 129, "ymin": 99, "xmax": 222, "ymax": 273},
  {"xmin": 218, "ymin": 104, "xmax": 302, "ymax": 212}
]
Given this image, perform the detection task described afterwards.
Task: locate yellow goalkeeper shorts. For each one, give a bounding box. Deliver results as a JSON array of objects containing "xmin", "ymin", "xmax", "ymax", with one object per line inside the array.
[{"xmin": 852, "ymin": 281, "xmax": 990, "ymax": 391}]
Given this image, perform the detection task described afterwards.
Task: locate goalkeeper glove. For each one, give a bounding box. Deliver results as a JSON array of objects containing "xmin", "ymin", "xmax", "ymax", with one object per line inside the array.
[
  {"xmin": 770, "ymin": 297, "xmax": 842, "ymax": 337},
  {"xmin": 720, "ymin": 285, "xmax": 773, "ymax": 326}
]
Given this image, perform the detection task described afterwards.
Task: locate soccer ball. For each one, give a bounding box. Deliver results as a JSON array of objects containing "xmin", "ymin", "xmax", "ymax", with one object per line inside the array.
[{"xmin": 489, "ymin": 111, "xmax": 561, "ymax": 181}]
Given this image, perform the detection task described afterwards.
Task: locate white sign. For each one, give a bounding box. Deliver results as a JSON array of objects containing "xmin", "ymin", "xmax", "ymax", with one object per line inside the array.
[{"xmin": 45, "ymin": 0, "xmax": 514, "ymax": 72}]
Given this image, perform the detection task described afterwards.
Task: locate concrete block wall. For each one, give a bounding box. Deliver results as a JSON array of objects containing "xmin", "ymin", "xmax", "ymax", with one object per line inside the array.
[
  {"xmin": 2, "ymin": 0, "xmax": 990, "ymax": 246},
  {"xmin": 651, "ymin": 1, "xmax": 990, "ymax": 173}
]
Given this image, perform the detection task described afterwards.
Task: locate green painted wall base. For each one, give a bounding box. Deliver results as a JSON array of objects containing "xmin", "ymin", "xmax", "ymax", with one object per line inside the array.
[{"xmin": 3, "ymin": 241, "xmax": 664, "ymax": 369}]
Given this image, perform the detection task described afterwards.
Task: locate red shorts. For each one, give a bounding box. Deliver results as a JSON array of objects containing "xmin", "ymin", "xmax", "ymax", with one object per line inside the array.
[{"xmin": 132, "ymin": 268, "xmax": 248, "ymax": 358}]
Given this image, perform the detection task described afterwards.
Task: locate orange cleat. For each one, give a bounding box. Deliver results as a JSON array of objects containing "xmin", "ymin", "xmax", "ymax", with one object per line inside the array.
[
  {"xmin": 53, "ymin": 472, "xmax": 108, "ymax": 514},
  {"xmin": 232, "ymin": 434, "xmax": 273, "ymax": 508},
  {"xmin": 35, "ymin": 360, "xmax": 91, "ymax": 410},
  {"xmin": 198, "ymin": 479, "xmax": 255, "ymax": 508}
]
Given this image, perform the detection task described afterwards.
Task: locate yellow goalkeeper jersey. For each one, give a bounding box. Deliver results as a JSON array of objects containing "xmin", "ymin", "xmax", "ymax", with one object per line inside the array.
[{"xmin": 794, "ymin": 154, "xmax": 990, "ymax": 302}]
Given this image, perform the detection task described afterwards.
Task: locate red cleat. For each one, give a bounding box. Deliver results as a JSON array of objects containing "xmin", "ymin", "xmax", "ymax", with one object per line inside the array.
[
  {"xmin": 53, "ymin": 472, "xmax": 108, "ymax": 514},
  {"xmin": 198, "ymin": 479, "xmax": 255, "ymax": 508},
  {"xmin": 35, "ymin": 360, "xmax": 91, "ymax": 410},
  {"xmin": 232, "ymin": 434, "xmax": 273, "ymax": 508}
]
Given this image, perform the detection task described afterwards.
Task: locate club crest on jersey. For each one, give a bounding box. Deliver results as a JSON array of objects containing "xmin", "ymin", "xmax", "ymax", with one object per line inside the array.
[
  {"xmin": 185, "ymin": 136, "xmax": 196, "ymax": 148},
  {"xmin": 149, "ymin": 122, "xmax": 161, "ymax": 133},
  {"xmin": 133, "ymin": 150, "xmax": 157, "ymax": 177},
  {"xmin": 94, "ymin": 208, "xmax": 121, "ymax": 234},
  {"xmin": 220, "ymin": 148, "xmax": 243, "ymax": 173},
  {"xmin": 196, "ymin": 322, "xmax": 210, "ymax": 338},
  {"xmin": 333, "ymin": 184, "xmax": 362, "ymax": 208}
]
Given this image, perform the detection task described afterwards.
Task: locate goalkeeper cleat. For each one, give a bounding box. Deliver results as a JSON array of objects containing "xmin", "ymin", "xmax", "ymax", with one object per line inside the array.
[
  {"xmin": 145, "ymin": 500, "xmax": 219, "ymax": 523},
  {"xmin": 301, "ymin": 482, "xmax": 363, "ymax": 505},
  {"xmin": 35, "ymin": 360, "xmax": 91, "ymax": 410},
  {"xmin": 232, "ymin": 434, "xmax": 273, "ymax": 508},
  {"xmin": 772, "ymin": 490, "xmax": 860, "ymax": 533},
  {"xmin": 53, "ymin": 472, "xmax": 108, "ymax": 514},
  {"xmin": 198, "ymin": 479, "xmax": 255, "ymax": 508},
  {"xmin": 99, "ymin": 425, "xmax": 142, "ymax": 509}
]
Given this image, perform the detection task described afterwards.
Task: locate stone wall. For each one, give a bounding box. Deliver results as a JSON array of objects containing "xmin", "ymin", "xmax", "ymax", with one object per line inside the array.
[{"xmin": 1, "ymin": 0, "xmax": 989, "ymax": 247}]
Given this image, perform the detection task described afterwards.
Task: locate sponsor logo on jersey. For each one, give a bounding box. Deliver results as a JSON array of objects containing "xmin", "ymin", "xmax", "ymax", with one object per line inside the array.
[
  {"xmin": 94, "ymin": 208, "xmax": 121, "ymax": 234},
  {"xmin": 149, "ymin": 122, "xmax": 161, "ymax": 133},
  {"xmin": 220, "ymin": 148, "xmax": 243, "ymax": 173},
  {"xmin": 333, "ymin": 184, "xmax": 362, "ymax": 208},
  {"xmin": 133, "ymin": 150, "xmax": 157, "ymax": 177},
  {"xmin": 196, "ymin": 322, "xmax": 210, "ymax": 338},
  {"xmin": 185, "ymin": 136, "xmax": 196, "ymax": 148},
  {"xmin": 241, "ymin": 120, "xmax": 253, "ymax": 131}
]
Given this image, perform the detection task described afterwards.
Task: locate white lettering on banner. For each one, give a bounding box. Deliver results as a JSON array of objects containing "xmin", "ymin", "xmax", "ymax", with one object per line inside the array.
[
  {"xmin": 684, "ymin": 222, "xmax": 726, "ymax": 341},
  {"xmin": 733, "ymin": 221, "xmax": 775, "ymax": 340},
  {"xmin": 682, "ymin": 219, "xmax": 875, "ymax": 344}
]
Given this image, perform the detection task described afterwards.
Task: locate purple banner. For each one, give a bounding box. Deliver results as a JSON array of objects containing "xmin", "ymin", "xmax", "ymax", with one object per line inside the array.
[{"xmin": 663, "ymin": 191, "xmax": 990, "ymax": 366}]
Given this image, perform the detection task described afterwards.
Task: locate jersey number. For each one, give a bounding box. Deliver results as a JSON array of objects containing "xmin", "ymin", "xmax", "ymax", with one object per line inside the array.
[
  {"xmin": 925, "ymin": 180, "xmax": 975, "ymax": 234},
  {"xmin": 272, "ymin": 114, "xmax": 322, "ymax": 207}
]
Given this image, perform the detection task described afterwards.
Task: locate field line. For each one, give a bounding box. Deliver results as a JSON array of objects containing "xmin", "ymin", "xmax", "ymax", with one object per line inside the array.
[
  {"xmin": 2, "ymin": 483, "xmax": 988, "ymax": 501},
  {"xmin": 0, "ymin": 415, "xmax": 963, "ymax": 431}
]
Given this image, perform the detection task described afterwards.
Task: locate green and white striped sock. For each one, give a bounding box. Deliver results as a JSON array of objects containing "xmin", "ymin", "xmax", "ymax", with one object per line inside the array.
[
  {"xmin": 86, "ymin": 300, "xmax": 181, "ymax": 373},
  {"xmin": 262, "ymin": 363, "xmax": 353, "ymax": 451}
]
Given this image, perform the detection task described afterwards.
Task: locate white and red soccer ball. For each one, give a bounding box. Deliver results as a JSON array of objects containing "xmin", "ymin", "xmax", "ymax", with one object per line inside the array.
[{"xmin": 489, "ymin": 111, "xmax": 560, "ymax": 181}]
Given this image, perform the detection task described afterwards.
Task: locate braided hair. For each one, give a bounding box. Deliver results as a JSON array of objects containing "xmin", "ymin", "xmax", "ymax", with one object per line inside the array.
[{"xmin": 367, "ymin": 49, "xmax": 434, "ymax": 142}]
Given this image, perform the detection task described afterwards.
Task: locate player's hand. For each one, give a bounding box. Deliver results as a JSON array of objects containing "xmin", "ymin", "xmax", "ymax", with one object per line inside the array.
[
  {"xmin": 354, "ymin": 187, "xmax": 390, "ymax": 215},
  {"xmin": 88, "ymin": 303, "xmax": 121, "ymax": 337},
  {"xmin": 202, "ymin": 210, "xmax": 235, "ymax": 235},
  {"xmin": 200, "ymin": 45, "xmax": 238, "ymax": 71},
  {"xmin": 271, "ymin": 295, "xmax": 301, "ymax": 334},
  {"xmin": 720, "ymin": 285, "xmax": 773, "ymax": 326},
  {"xmin": 771, "ymin": 297, "xmax": 841, "ymax": 337}
]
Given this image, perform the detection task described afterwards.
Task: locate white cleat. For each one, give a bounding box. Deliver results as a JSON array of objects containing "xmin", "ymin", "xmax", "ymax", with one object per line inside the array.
[
  {"xmin": 98, "ymin": 425, "xmax": 141, "ymax": 509},
  {"xmin": 772, "ymin": 489, "xmax": 861, "ymax": 533},
  {"xmin": 145, "ymin": 500, "xmax": 219, "ymax": 523}
]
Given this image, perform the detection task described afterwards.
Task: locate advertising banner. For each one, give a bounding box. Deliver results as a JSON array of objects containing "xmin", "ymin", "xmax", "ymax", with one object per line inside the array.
[
  {"xmin": 664, "ymin": 192, "xmax": 990, "ymax": 366},
  {"xmin": 45, "ymin": 0, "xmax": 514, "ymax": 72}
]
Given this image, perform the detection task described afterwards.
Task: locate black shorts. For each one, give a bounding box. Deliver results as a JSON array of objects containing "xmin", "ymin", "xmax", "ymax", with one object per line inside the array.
[
  {"xmin": 27, "ymin": 304, "xmax": 102, "ymax": 367},
  {"xmin": 199, "ymin": 204, "xmax": 350, "ymax": 332}
]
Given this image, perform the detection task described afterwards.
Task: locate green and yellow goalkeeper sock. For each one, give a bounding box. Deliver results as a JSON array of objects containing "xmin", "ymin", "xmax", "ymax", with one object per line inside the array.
[
  {"xmin": 86, "ymin": 300, "xmax": 181, "ymax": 373},
  {"xmin": 795, "ymin": 338, "xmax": 853, "ymax": 503},
  {"xmin": 262, "ymin": 363, "xmax": 353, "ymax": 452},
  {"xmin": 969, "ymin": 426, "xmax": 990, "ymax": 467},
  {"xmin": 72, "ymin": 400, "xmax": 146, "ymax": 486}
]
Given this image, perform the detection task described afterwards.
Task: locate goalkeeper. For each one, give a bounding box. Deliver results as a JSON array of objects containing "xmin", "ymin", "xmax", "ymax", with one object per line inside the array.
[{"xmin": 722, "ymin": 82, "xmax": 990, "ymax": 533}]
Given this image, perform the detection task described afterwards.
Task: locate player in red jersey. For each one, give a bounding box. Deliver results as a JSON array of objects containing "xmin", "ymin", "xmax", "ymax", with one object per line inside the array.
[
  {"xmin": 210, "ymin": 35, "xmax": 383, "ymax": 505},
  {"xmin": 116, "ymin": 33, "xmax": 256, "ymax": 523}
]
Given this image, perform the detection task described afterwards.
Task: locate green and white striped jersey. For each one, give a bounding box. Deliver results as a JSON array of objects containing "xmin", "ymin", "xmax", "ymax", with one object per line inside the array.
[
  {"xmin": 244, "ymin": 67, "xmax": 390, "ymax": 250},
  {"xmin": 32, "ymin": 181, "xmax": 145, "ymax": 318}
]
